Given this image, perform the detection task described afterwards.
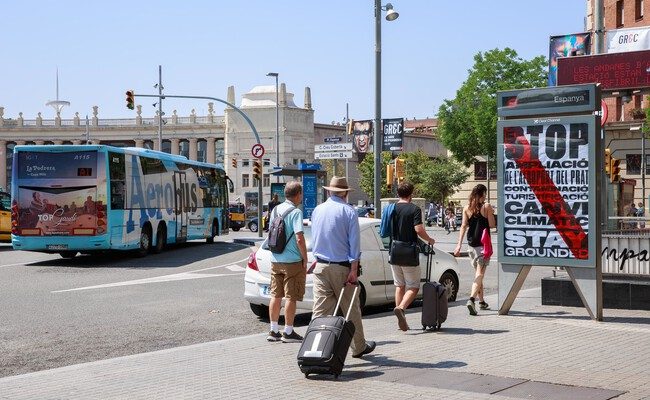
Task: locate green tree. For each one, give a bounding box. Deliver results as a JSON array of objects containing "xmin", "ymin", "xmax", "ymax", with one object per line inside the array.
[
  {"xmin": 437, "ymin": 48, "xmax": 547, "ymax": 167},
  {"xmin": 357, "ymin": 150, "xmax": 468, "ymax": 202},
  {"xmin": 358, "ymin": 152, "xmax": 392, "ymax": 199}
]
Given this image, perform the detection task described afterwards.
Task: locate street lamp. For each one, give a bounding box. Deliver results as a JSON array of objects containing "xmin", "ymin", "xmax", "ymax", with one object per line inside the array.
[
  {"xmin": 267, "ymin": 72, "xmax": 280, "ymax": 183},
  {"xmin": 374, "ymin": 1, "xmax": 399, "ymax": 216}
]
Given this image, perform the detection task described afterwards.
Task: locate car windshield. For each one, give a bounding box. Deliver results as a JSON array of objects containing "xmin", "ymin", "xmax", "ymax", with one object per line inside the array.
[
  {"xmin": 262, "ymin": 226, "xmax": 313, "ymax": 251},
  {"xmin": 229, "ymin": 204, "xmax": 245, "ymax": 213}
]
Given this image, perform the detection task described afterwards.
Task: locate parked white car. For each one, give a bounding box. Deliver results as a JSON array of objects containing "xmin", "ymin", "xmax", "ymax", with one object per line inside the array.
[{"xmin": 244, "ymin": 218, "xmax": 460, "ymax": 318}]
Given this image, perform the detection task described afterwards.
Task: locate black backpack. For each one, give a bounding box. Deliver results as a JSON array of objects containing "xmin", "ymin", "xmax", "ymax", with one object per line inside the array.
[{"xmin": 267, "ymin": 206, "xmax": 296, "ymax": 254}]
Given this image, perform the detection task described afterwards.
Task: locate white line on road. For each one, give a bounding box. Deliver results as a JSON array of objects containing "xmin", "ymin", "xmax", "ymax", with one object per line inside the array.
[{"xmin": 52, "ymin": 256, "xmax": 250, "ymax": 293}]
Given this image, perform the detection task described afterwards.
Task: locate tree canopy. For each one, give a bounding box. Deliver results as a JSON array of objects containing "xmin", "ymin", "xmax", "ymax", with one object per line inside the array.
[
  {"xmin": 357, "ymin": 150, "xmax": 469, "ymax": 203},
  {"xmin": 437, "ymin": 48, "xmax": 547, "ymax": 167}
]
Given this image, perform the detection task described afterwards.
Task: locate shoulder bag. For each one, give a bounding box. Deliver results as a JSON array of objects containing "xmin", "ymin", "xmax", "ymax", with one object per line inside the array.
[{"xmin": 388, "ymin": 206, "xmax": 420, "ymax": 266}]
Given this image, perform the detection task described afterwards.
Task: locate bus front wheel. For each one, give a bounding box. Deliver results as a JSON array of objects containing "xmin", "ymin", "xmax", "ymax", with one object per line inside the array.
[{"xmin": 206, "ymin": 220, "xmax": 217, "ymax": 244}]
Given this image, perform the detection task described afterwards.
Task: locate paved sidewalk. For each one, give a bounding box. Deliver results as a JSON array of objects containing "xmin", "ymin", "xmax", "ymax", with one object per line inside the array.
[{"xmin": 1, "ymin": 287, "xmax": 649, "ymax": 399}]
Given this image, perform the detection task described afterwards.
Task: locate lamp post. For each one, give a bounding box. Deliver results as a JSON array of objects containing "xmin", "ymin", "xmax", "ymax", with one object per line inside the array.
[
  {"xmin": 267, "ymin": 72, "xmax": 280, "ymax": 182},
  {"xmin": 632, "ymin": 123, "xmax": 646, "ymax": 209},
  {"xmin": 374, "ymin": 1, "xmax": 399, "ymax": 216}
]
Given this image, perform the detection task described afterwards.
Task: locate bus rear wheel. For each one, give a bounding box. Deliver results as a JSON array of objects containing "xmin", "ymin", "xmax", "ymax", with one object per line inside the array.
[
  {"xmin": 59, "ymin": 251, "xmax": 78, "ymax": 259},
  {"xmin": 137, "ymin": 226, "xmax": 152, "ymax": 257}
]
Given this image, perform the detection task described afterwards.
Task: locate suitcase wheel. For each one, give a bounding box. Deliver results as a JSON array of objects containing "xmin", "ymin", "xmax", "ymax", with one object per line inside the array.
[
  {"xmin": 333, "ymin": 374, "xmax": 339, "ymax": 380},
  {"xmin": 304, "ymin": 373, "xmax": 309, "ymax": 378}
]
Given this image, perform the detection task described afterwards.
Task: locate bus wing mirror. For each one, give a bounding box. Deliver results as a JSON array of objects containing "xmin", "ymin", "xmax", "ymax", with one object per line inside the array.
[{"xmin": 226, "ymin": 176, "xmax": 234, "ymax": 193}]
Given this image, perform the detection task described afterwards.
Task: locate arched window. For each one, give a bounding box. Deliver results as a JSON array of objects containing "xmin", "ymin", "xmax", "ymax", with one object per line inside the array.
[{"xmin": 179, "ymin": 140, "xmax": 189, "ymax": 159}]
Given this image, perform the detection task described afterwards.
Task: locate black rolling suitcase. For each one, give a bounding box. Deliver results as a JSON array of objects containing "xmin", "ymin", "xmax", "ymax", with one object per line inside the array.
[
  {"xmin": 421, "ymin": 245, "xmax": 448, "ymax": 330},
  {"xmin": 297, "ymin": 285, "xmax": 358, "ymax": 379}
]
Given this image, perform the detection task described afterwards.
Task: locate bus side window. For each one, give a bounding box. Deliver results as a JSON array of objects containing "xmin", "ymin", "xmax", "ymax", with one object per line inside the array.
[{"xmin": 109, "ymin": 152, "xmax": 126, "ymax": 210}]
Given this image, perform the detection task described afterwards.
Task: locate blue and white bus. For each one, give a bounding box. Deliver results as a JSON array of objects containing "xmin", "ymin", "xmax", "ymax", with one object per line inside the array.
[{"xmin": 11, "ymin": 145, "xmax": 231, "ymax": 258}]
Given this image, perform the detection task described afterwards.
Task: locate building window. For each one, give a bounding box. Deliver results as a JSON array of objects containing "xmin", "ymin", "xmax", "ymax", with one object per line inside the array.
[
  {"xmin": 636, "ymin": 0, "xmax": 644, "ymax": 19},
  {"xmin": 253, "ymin": 176, "xmax": 260, "ymax": 187},
  {"xmin": 616, "ymin": 97, "xmax": 623, "ymax": 121},
  {"xmin": 215, "ymin": 139, "xmax": 224, "ymax": 164},
  {"xmin": 197, "ymin": 140, "xmax": 207, "ymax": 163},
  {"xmin": 263, "ymin": 174, "xmax": 270, "ymax": 187},
  {"xmin": 627, "ymin": 154, "xmax": 641, "ymax": 175},
  {"xmin": 617, "ymin": 0, "xmax": 625, "ymax": 27},
  {"xmin": 263, "ymin": 158, "xmax": 270, "ymax": 166},
  {"xmin": 179, "ymin": 140, "xmax": 189, "ymax": 159},
  {"xmin": 242, "ymin": 159, "xmax": 250, "ymax": 167},
  {"xmin": 293, "ymin": 158, "xmax": 299, "ymax": 165},
  {"xmin": 242, "ymin": 174, "xmax": 250, "ymax": 187}
]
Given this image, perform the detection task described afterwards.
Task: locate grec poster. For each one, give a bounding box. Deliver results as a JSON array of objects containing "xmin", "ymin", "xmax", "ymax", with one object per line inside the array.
[{"xmin": 498, "ymin": 116, "xmax": 597, "ymax": 266}]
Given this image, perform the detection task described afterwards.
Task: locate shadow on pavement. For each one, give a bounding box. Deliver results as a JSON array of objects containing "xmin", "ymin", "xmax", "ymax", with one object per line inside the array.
[
  {"xmin": 22, "ymin": 241, "xmax": 249, "ymax": 269},
  {"xmin": 408, "ymin": 327, "xmax": 509, "ymax": 335},
  {"xmin": 510, "ymin": 310, "xmax": 650, "ymax": 325}
]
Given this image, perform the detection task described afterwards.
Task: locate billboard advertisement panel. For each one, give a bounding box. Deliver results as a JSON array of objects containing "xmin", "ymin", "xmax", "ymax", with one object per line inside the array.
[
  {"xmin": 548, "ymin": 33, "xmax": 591, "ymax": 86},
  {"xmin": 382, "ymin": 118, "xmax": 404, "ymax": 152},
  {"xmin": 607, "ymin": 26, "xmax": 650, "ymax": 53},
  {"xmin": 351, "ymin": 120, "xmax": 372, "ymax": 154},
  {"xmin": 497, "ymin": 115, "xmax": 599, "ymax": 267}
]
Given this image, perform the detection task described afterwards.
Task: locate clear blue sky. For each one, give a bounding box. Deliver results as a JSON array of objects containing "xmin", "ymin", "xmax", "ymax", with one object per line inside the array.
[{"xmin": 1, "ymin": 1, "xmax": 586, "ymax": 124}]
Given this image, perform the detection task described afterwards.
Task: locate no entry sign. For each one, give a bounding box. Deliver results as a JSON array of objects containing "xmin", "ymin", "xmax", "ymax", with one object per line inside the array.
[{"xmin": 497, "ymin": 115, "xmax": 599, "ymax": 267}]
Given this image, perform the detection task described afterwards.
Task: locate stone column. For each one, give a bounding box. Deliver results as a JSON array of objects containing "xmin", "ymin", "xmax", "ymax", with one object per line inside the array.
[
  {"xmin": 153, "ymin": 139, "xmax": 160, "ymax": 151},
  {"xmin": 15, "ymin": 140, "xmax": 26, "ymax": 146},
  {"xmin": 135, "ymin": 139, "xmax": 144, "ymax": 148},
  {"xmin": 72, "ymin": 140, "xmax": 82, "ymax": 145},
  {"xmin": 206, "ymin": 137, "xmax": 216, "ymax": 164},
  {"xmin": 54, "ymin": 140, "xmax": 63, "ymax": 145},
  {"xmin": 35, "ymin": 140, "xmax": 45, "ymax": 145},
  {"xmin": 0, "ymin": 141, "xmax": 6, "ymax": 190},
  {"xmin": 189, "ymin": 138, "xmax": 198, "ymax": 161},
  {"xmin": 171, "ymin": 138, "xmax": 180, "ymax": 155}
]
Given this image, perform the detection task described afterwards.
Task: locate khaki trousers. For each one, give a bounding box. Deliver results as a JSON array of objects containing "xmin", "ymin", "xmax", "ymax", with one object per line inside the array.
[{"xmin": 311, "ymin": 262, "xmax": 366, "ymax": 354}]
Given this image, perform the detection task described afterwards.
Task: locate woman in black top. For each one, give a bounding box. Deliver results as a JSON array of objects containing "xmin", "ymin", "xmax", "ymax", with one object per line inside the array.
[{"xmin": 454, "ymin": 184, "xmax": 496, "ymax": 316}]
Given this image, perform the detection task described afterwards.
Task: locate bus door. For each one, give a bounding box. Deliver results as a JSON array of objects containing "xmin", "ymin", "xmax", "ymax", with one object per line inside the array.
[{"xmin": 174, "ymin": 171, "xmax": 188, "ymax": 241}]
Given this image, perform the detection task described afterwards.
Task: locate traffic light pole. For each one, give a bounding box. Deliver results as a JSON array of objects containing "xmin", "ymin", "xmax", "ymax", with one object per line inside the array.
[{"xmin": 132, "ymin": 93, "xmax": 264, "ymax": 237}]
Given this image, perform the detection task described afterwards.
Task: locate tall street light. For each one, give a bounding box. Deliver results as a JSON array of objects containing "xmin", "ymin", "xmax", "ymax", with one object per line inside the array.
[
  {"xmin": 374, "ymin": 1, "xmax": 399, "ymax": 216},
  {"xmin": 267, "ymin": 72, "xmax": 280, "ymax": 182}
]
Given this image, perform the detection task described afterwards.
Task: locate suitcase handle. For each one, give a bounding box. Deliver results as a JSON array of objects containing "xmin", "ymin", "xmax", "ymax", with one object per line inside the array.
[{"xmin": 333, "ymin": 284, "xmax": 359, "ymax": 321}]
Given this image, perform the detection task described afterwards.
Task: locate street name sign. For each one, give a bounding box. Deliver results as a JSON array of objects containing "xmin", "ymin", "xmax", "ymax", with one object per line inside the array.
[
  {"xmin": 324, "ymin": 136, "xmax": 343, "ymax": 143},
  {"xmin": 314, "ymin": 143, "xmax": 353, "ymax": 152},
  {"xmin": 314, "ymin": 151, "xmax": 353, "ymax": 159}
]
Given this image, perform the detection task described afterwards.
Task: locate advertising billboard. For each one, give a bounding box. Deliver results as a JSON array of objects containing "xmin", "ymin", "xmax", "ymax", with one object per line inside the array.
[
  {"xmin": 497, "ymin": 115, "xmax": 599, "ymax": 267},
  {"xmin": 607, "ymin": 26, "xmax": 650, "ymax": 53},
  {"xmin": 351, "ymin": 120, "xmax": 373, "ymax": 154},
  {"xmin": 382, "ymin": 118, "xmax": 404, "ymax": 152},
  {"xmin": 548, "ymin": 32, "xmax": 591, "ymax": 86}
]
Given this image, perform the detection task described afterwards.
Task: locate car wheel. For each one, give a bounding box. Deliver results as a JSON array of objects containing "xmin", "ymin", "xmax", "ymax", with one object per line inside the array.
[
  {"xmin": 153, "ymin": 225, "xmax": 166, "ymax": 254},
  {"xmin": 358, "ymin": 283, "xmax": 367, "ymax": 310},
  {"xmin": 249, "ymin": 221, "xmax": 258, "ymax": 233},
  {"xmin": 439, "ymin": 271, "xmax": 458, "ymax": 302},
  {"xmin": 249, "ymin": 303, "xmax": 269, "ymax": 318},
  {"xmin": 232, "ymin": 227, "xmax": 240, "ymax": 232},
  {"xmin": 59, "ymin": 251, "xmax": 78, "ymax": 259}
]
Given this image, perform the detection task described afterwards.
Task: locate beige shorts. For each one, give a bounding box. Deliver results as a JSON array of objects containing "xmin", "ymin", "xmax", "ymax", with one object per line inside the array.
[
  {"xmin": 468, "ymin": 246, "xmax": 490, "ymax": 269},
  {"xmin": 391, "ymin": 264, "xmax": 422, "ymax": 289},
  {"xmin": 270, "ymin": 261, "xmax": 306, "ymax": 301}
]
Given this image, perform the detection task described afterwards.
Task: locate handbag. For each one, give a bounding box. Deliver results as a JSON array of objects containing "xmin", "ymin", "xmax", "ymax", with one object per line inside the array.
[
  {"xmin": 388, "ymin": 207, "xmax": 420, "ymax": 266},
  {"xmin": 481, "ymin": 228, "xmax": 493, "ymax": 258}
]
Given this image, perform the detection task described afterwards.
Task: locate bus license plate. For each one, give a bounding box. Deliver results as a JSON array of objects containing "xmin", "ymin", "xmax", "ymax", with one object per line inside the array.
[
  {"xmin": 260, "ymin": 285, "xmax": 271, "ymax": 296},
  {"xmin": 46, "ymin": 244, "xmax": 68, "ymax": 250}
]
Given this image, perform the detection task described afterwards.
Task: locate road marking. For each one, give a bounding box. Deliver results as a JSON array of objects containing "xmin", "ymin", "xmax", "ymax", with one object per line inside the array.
[
  {"xmin": 52, "ymin": 257, "xmax": 250, "ymax": 293},
  {"xmin": 0, "ymin": 258, "xmax": 57, "ymax": 268},
  {"xmin": 226, "ymin": 265, "xmax": 245, "ymax": 272}
]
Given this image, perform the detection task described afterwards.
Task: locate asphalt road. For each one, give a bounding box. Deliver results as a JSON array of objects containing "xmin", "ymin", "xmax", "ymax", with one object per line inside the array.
[{"xmin": 0, "ymin": 226, "xmax": 554, "ymax": 378}]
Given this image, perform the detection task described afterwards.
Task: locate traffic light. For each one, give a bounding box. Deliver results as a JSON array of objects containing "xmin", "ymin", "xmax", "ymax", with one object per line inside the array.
[
  {"xmin": 347, "ymin": 119, "xmax": 354, "ymax": 135},
  {"xmin": 231, "ymin": 158, "xmax": 237, "ymax": 168},
  {"xmin": 604, "ymin": 148, "xmax": 611, "ymax": 177},
  {"xmin": 386, "ymin": 163, "xmax": 394, "ymax": 188},
  {"xmin": 395, "ymin": 158, "xmax": 405, "ymax": 182},
  {"xmin": 253, "ymin": 160, "xmax": 262, "ymax": 178},
  {"xmin": 125, "ymin": 90, "xmax": 135, "ymax": 110},
  {"xmin": 610, "ymin": 157, "xmax": 621, "ymax": 183}
]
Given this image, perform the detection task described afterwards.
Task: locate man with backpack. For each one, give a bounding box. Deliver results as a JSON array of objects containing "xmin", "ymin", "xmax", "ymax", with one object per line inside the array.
[{"xmin": 266, "ymin": 181, "xmax": 308, "ymax": 343}]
